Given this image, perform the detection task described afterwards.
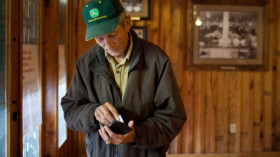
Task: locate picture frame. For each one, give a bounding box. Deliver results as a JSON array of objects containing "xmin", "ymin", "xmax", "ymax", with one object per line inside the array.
[
  {"xmin": 121, "ymin": 0, "xmax": 150, "ymax": 20},
  {"xmin": 132, "ymin": 26, "xmax": 147, "ymax": 40},
  {"xmin": 190, "ymin": 4, "xmax": 266, "ymax": 70}
]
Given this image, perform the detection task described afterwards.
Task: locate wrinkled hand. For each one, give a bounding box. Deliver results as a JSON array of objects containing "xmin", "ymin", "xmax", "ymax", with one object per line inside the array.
[
  {"xmin": 94, "ymin": 102, "xmax": 119, "ymax": 126},
  {"xmin": 99, "ymin": 120, "xmax": 135, "ymax": 145}
]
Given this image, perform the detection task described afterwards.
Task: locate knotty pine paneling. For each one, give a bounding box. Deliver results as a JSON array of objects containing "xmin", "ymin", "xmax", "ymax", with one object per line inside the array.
[{"xmin": 67, "ymin": 0, "xmax": 280, "ymax": 156}]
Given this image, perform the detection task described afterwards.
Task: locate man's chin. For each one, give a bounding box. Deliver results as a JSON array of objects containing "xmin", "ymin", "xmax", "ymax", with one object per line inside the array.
[{"xmin": 107, "ymin": 51, "xmax": 120, "ymax": 57}]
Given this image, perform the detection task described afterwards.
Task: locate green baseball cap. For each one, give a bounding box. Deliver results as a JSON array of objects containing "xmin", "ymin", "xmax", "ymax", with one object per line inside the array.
[{"xmin": 82, "ymin": 0, "xmax": 124, "ymax": 41}]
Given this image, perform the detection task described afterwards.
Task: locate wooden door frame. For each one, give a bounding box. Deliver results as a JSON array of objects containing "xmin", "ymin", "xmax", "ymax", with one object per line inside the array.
[
  {"xmin": 8, "ymin": 0, "xmax": 20, "ymax": 156},
  {"xmin": 7, "ymin": 0, "xmax": 72, "ymax": 156}
]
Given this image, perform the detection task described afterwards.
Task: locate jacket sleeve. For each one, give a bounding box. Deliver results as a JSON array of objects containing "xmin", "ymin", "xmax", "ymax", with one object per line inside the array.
[
  {"xmin": 61, "ymin": 63, "xmax": 99, "ymax": 133},
  {"xmin": 134, "ymin": 60, "xmax": 187, "ymax": 149}
]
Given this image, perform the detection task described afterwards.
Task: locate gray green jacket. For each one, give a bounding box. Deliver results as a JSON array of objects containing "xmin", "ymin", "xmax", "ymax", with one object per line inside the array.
[{"xmin": 61, "ymin": 30, "xmax": 187, "ymax": 157}]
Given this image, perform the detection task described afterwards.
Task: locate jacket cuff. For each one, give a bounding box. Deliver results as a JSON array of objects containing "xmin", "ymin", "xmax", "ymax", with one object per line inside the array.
[
  {"xmin": 133, "ymin": 124, "xmax": 146, "ymax": 147},
  {"xmin": 87, "ymin": 104, "xmax": 99, "ymax": 126}
]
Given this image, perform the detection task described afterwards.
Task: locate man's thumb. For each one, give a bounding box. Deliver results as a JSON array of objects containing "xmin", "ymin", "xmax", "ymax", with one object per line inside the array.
[{"xmin": 128, "ymin": 120, "xmax": 134, "ymax": 128}]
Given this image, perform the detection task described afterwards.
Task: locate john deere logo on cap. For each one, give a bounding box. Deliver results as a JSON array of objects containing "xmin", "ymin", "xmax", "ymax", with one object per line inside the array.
[{"xmin": 90, "ymin": 9, "xmax": 99, "ymax": 18}]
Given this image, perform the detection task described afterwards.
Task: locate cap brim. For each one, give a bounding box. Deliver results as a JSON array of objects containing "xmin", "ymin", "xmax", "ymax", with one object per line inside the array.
[{"xmin": 85, "ymin": 16, "xmax": 119, "ymax": 41}]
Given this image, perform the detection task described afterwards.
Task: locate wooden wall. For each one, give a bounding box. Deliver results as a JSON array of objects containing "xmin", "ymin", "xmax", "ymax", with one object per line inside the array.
[{"xmin": 67, "ymin": 0, "xmax": 280, "ymax": 156}]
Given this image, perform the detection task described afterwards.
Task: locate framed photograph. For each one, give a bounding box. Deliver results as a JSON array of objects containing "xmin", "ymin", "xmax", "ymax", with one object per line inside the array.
[
  {"xmin": 191, "ymin": 4, "xmax": 265, "ymax": 70},
  {"xmin": 132, "ymin": 26, "xmax": 147, "ymax": 40},
  {"xmin": 122, "ymin": 0, "xmax": 150, "ymax": 20}
]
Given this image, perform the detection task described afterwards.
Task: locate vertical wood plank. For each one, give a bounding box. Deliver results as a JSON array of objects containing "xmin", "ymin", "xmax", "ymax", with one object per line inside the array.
[
  {"xmin": 42, "ymin": 0, "xmax": 59, "ymax": 156},
  {"xmin": 253, "ymin": 72, "xmax": 264, "ymax": 152},
  {"xmin": 181, "ymin": 71, "xmax": 195, "ymax": 153},
  {"xmin": 146, "ymin": 0, "xmax": 160, "ymax": 44},
  {"xmin": 183, "ymin": 0, "xmax": 195, "ymax": 153},
  {"xmin": 235, "ymin": 72, "xmax": 242, "ymax": 153},
  {"xmin": 209, "ymin": 72, "xmax": 217, "ymax": 153},
  {"xmin": 170, "ymin": 0, "xmax": 184, "ymax": 85},
  {"xmin": 185, "ymin": 0, "xmax": 193, "ymax": 69},
  {"xmin": 204, "ymin": 72, "xmax": 212, "ymax": 153},
  {"xmin": 204, "ymin": 71, "xmax": 217, "ymax": 153},
  {"xmin": 182, "ymin": 0, "xmax": 194, "ymax": 153},
  {"xmin": 215, "ymin": 72, "xmax": 229, "ymax": 153},
  {"xmin": 274, "ymin": 0, "xmax": 280, "ymax": 151},
  {"xmin": 158, "ymin": 0, "xmax": 171, "ymax": 52},
  {"xmin": 193, "ymin": 72, "xmax": 205, "ymax": 153},
  {"xmin": 228, "ymin": 72, "xmax": 238, "ymax": 153},
  {"xmin": 169, "ymin": 0, "xmax": 186, "ymax": 153},
  {"xmin": 240, "ymin": 72, "xmax": 254, "ymax": 152},
  {"xmin": 263, "ymin": 0, "xmax": 274, "ymax": 151},
  {"xmin": 271, "ymin": 0, "xmax": 279, "ymax": 152}
]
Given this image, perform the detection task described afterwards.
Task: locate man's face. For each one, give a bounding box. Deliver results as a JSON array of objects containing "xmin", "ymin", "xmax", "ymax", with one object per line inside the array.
[{"xmin": 95, "ymin": 17, "xmax": 131, "ymax": 58}]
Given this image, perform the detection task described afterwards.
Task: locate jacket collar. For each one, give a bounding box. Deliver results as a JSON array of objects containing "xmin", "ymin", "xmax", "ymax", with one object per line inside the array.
[{"xmin": 128, "ymin": 29, "xmax": 143, "ymax": 73}]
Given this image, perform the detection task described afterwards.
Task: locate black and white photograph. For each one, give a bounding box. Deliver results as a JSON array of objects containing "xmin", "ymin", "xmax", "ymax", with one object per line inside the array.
[
  {"xmin": 198, "ymin": 11, "xmax": 258, "ymax": 59},
  {"xmin": 192, "ymin": 5, "xmax": 264, "ymax": 68}
]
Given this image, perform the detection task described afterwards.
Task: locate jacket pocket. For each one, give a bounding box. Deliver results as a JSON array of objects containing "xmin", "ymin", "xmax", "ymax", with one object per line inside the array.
[{"xmin": 85, "ymin": 133, "xmax": 94, "ymax": 157}]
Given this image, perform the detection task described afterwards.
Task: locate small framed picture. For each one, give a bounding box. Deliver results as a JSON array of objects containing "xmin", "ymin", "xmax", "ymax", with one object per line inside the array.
[
  {"xmin": 132, "ymin": 26, "xmax": 147, "ymax": 40},
  {"xmin": 122, "ymin": 0, "xmax": 150, "ymax": 20}
]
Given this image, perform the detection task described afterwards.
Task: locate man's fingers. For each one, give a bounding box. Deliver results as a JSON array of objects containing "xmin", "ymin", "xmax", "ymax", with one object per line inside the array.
[
  {"xmin": 103, "ymin": 126, "xmax": 123, "ymax": 145},
  {"xmin": 101, "ymin": 106, "xmax": 115, "ymax": 122},
  {"xmin": 99, "ymin": 127, "xmax": 111, "ymax": 143},
  {"xmin": 99, "ymin": 122, "xmax": 135, "ymax": 145},
  {"xmin": 94, "ymin": 102, "xmax": 119, "ymax": 125},
  {"xmin": 99, "ymin": 126, "xmax": 122, "ymax": 145},
  {"xmin": 95, "ymin": 108, "xmax": 111, "ymax": 125},
  {"xmin": 104, "ymin": 102, "xmax": 119, "ymax": 120}
]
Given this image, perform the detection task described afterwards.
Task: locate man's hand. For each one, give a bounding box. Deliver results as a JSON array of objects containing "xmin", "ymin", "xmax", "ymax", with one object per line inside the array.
[
  {"xmin": 94, "ymin": 102, "xmax": 119, "ymax": 126},
  {"xmin": 99, "ymin": 120, "xmax": 136, "ymax": 145}
]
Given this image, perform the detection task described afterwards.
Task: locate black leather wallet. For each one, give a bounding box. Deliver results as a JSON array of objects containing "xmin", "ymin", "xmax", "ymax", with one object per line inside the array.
[{"xmin": 108, "ymin": 121, "xmax": 132, "ymax": 135}]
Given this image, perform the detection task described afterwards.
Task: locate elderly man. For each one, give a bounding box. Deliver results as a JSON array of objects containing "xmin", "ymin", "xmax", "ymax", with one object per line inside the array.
[{"xmin": 61, "ymin": 0, "xmax": 186, "ymax": 156}]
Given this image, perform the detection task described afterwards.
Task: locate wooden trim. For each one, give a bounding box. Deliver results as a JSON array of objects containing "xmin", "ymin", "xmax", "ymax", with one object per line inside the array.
[
  {"xmin": 8, "ymin": 0, "xmax": 20, "ymax": 156},
  {"xmin": 167, "ymin": 152, "xmax": 280, "ymax": 157}
]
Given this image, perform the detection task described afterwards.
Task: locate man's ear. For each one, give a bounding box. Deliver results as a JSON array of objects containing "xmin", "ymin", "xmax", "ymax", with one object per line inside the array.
[{"xmin": 124, "ymin": 15, "xmax": 132, "ymax": 31}]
